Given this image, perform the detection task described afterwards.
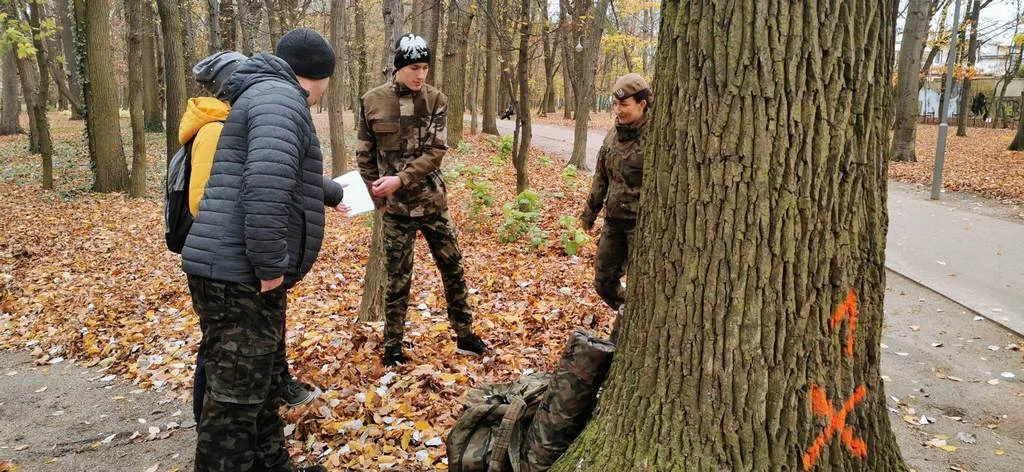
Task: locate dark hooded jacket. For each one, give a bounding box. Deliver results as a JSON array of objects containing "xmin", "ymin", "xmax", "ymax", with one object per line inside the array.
[{"xmin": 181, "ymin": 53, "xmax": 343, "ymax": 288}]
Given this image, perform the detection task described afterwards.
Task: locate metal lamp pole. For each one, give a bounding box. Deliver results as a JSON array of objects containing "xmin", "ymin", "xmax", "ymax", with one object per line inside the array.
[{"xmin": 932, "ymin": 0, "xmax": 964, "ymax": 200}]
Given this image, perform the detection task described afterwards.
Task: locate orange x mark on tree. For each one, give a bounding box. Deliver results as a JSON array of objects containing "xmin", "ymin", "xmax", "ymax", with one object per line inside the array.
[
  {"xmin": 802, "ymin": 383, "xmax": 868, "ymax": 470},
  {"xmin": 830, "ymin": 289, "xmax": 858, "ymax": 357}
]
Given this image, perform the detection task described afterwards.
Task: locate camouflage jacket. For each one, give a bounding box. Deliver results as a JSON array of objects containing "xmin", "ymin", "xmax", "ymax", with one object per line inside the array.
[
  {"xmin": 581, "ymin": 113, "xmax": 649, "ymax": 224},
  {"xmin": 356, "ymin": 81, "xmax": 449, "ymax": 217}
]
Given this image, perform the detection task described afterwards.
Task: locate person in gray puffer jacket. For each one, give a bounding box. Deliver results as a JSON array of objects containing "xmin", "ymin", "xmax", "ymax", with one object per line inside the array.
[{"xmin": 181, "ymin": 28, "xmax": 341, "ymax": 472}]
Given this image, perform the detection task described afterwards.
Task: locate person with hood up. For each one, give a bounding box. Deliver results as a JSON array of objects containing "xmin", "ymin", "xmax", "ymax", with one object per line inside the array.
[{"xmin": 179, "ymin": 29, "xmax": 343, "ymax": 472}]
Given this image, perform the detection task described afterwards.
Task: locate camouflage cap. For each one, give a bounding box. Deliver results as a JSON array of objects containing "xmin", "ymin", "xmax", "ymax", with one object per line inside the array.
[{"xmin": 612, "ymin": 73, "xmax": 651, "ymax": 100}]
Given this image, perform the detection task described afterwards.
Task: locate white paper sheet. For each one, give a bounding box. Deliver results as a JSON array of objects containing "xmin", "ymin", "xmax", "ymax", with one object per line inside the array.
[{"xmin": 333, "ymin": 171, "xmax": 376, "ymax": 217}]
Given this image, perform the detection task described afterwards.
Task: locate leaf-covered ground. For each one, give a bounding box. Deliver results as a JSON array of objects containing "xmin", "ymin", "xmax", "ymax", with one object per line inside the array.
[{"xmin": 0, "ymin": 112, "xmax": 612, "ymax": 469}]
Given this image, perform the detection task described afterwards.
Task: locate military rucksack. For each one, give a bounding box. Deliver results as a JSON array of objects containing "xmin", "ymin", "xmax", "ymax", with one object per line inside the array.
[{"xmin": 446, "ymin": 372, "xmax": 552, "ymax": 472}]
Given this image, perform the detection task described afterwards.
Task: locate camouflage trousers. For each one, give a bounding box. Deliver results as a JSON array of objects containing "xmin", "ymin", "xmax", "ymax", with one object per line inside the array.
[
  {"xmin": 593, "ymin": 218, "xmax": 636, "ymax": 311},
  {"xmin": 382, "ymin": 212, "xmax": 474, "ymax": 348},
  {"xmin": 187, "ymin": 275, "xmax": 296, "ymax": 472}
]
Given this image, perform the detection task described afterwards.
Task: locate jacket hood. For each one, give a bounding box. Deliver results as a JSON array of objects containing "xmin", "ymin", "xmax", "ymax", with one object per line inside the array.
[
  {"xmin": 178, "ymin": 97, "xmax": 231, "ymax": 145},
  {"xmin": 222, "ymin": 53, "xmax": 309, "ymax": 104}
]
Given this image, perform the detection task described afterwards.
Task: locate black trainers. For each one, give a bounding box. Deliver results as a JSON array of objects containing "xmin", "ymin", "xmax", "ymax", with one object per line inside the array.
[
  {"xmin": 456, "ymin": 332, "xmax": 487, "ymax": 357},
  {"xmin": 383, "ymin": 346, "xmax": 408, "ymax": 367},
  {"xmin": 283, "ymin": 378, "xmax": 321, "ymax": 408}
]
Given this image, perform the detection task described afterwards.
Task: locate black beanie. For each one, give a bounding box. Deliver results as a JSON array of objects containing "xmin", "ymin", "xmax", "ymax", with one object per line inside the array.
[
  {"xmin": 394, "ymin": 33, "xmax": 431, "ymax": 72},
  {"xmin": 275, "ymin": 28, "xmax": 336, "ymax": 79}
]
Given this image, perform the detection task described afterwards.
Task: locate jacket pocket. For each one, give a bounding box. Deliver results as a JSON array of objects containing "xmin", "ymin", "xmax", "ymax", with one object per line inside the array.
[
  {"xmin": 621, "ymin": 153, "xmax": 644, "ymax": 188},
  {"xmin": 372, "ymin": 120, "xmax": 402, "ymax": 152}
]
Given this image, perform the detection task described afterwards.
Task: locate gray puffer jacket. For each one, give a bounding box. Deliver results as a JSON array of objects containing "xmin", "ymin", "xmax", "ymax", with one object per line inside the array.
[{"xmin": 181, "ymin": 53, "xmax": 343, "ymax": 288}]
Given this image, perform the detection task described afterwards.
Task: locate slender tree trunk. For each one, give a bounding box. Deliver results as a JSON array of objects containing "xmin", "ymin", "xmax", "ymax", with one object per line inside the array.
[
  {"xmin": 425, "ymin": 0, "xmax": 442, "ymax": 85},
  {"xmin": 351, "ymin": 0, "xmax": 368, "ymax": 130},
  {"xmin": 381, "ymin": 0, "xmax": 403, "ymax": 81},
  {"xmin": 442, "ymin": 0, "xmax": 473, "ymax": 146},
  {"xmin": 513, "ymin": 0, "xmax": 529, "ymax": 192},
  {"xmin": 328, "ymin": 0, "xmax": 348, "ymax": 177},
  {"xmin": 157, "ymin": 0, "xmax": 189, "ymax": 161},
  {"xmin": 220, "ymin": 0, "xmax": 237, "ymax": 50},
  {"xmin": 481, "ymin": 0, "xmax": 498, "ymax": 134},
  {"xmin": 0, "ymin": 47, "xmax": 22, "ymax": 135},
  {"xmin": 127, "ymin": 0, "xmax": 148, "ymax": 198},
  {"xmin": 181, "ymin": 0, "xmax": 202, "ymax": 98},
  {"xmin": 143, "ymin": 1, "xmax": 163, "ymax": 131},
  {"xmin": 562, "ymin": 41, "xmax": 573, "ymax": 119},
  {"xmin": 567, "ymin": 0, "xmax": 610, "ymax": 171},
  {"xmin": 25, "ymin": 0, "xmax": 54, "ymax": 189},
  {"xmin": 75, "ymin": 0, "xmax": 129, "ymax": 192},
  {"xmin": 552, "ymin": 0, "xmax": 907, "ymax": 469},
  {"xmin": 891, "ymin": 0, "xmax": 931, "ymax": 162},
  {"xmin": 360, "ymin": 0, "xmax": 405, "ymax": 324},
  {"xmin": 539, "ymin": 0, "xmax": 555, "ymax": 117},
  {"xmin": 237, "ymin": 0, "xmax": 264, "ymax": 55},
  {"xmin": 55, "ymin": 0, "xmax": 84, "ymax": 120},
  {"xmin": 468, "ymin": 20, "xmax": 483, "ymax": 134},
  {"xmin": 1008, "ymin": 91, "xmax": 1024, "ymax": 150},
  {"xmin": 209, "ymin": 0, "xmax": 222, "ymax": 52},
  {"xmin": 956, "ymin": 0, "xmax": 983, "ymax": 137}
]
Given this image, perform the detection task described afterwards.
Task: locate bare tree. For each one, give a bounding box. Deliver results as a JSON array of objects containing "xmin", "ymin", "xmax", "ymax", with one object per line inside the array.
[
  {"xmin": 563, "ymin": 0, "xmax": 610, "ymax": 171},
  {"xmin": 956, "ymin": 0, "xmax": 994, "ymax": 137},
  {"xmin": 480, "ymin": 0, "xmax": 498, "ymax": 134},
  {"xmin": 143, "ymin": 1, "xmax": 163, "ymax": 131},
  {"xmin": 127, "ymin": 0, "xmax": 149, "ymax": 198},
  {"xmin": 892, "ymin": 0, "xmax": 932, "ymax": 162},
  {"xmin": 328, "ymin": 0, "xmax": 348, "ymax": 177},
  {"xmin": 54, "ymin": 0, "xmax": 84, "ymax": 119},
  {"xmin": 157, "ymin": 0, "xmax": 189, "ymax": 160},
  {"xmin": 442, "ymin": 0, "xmax": 473, "ymax": 146},
  {"xmin": 0, "ymin": 45, "xmax": 22, "ymax": 135}
]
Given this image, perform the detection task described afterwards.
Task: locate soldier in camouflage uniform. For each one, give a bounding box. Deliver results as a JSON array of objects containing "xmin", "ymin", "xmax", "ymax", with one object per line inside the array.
[
  {"xmin": 357, "ymin": 33, "xmax": 487, "ymax": 367},
  {"xmin": 580, "ymin": 74, "xmax": 652, "ymax": 325}
]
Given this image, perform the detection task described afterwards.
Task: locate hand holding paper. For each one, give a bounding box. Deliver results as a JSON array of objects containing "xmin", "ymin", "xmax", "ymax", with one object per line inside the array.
[{"xmin": 333, "ymin": 171, "xmax": 376, "ymax": 217}]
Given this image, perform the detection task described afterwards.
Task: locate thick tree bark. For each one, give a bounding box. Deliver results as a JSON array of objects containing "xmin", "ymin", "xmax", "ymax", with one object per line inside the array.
[
  {"xmin": 481, "ymin": 0, "xmax": 498, "ymax": 135},
  {"xmin": 552, "ymin": 1, "xmax": 907, "ymax": 470},
  {"xmin": 74, "ymin": 0, "xmax": 129, "ymax": 192},
  {"xmin": 220, "ymin": 0, "xmax": 237, "ymax": 50},
  {"xmin": 142, "ymin": 1, "xmax": 163, "ymax": 131},
  {"xmin": 127, "ymin": 0, "xmax": 148, "ymax": 198},
  {"xmin": 442, "ymin": 0, "xmax": 473, "ymax": 146},
  {"xmin": 891, "ymin": 0, "xmax": 931, "ymax": 162},
  {"xmin": 54, "ymin": 0, "xmax": 84, "ymax": 120},
  {"xmin": 328, "ymin": 0, "xmax": 348, "ymax": 177},
  {"xmin": 0, "ymin": 47, "xmax": 23, "ymax": 135},
  {"xmin": 181, "ymin": 0, "xmax": 202, "ymax": 98},
  {"xmin": 237, "ymin": 0, "xmax": 265, "ymax": 55},
  {"xmin": 208, "ymin": 0, "xmax": 222, "ymax": 52},
  {"xmin": 512, "ymin": 0, "xmax": 530, "ymax": 193},
  {"xmin": 157, "ymin": 0, "xmax": 189, "ymax": 161},
  {"xmin": 566, "ymin": 0, "xmax": 609, "ymax": 171}
]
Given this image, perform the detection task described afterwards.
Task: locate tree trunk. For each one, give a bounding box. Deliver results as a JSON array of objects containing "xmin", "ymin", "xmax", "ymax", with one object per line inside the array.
[
  {"xmin": 55, "ymin": 0, "xmax": 84, "ymax": 120},
  {"xmin": 442, "ymin": 0, "xmax": 473, "ymax": 146},
  {"xmin": 181, "ymin": 0, "xmax": 202, "ymax": 98},
  {"xmin": 157, "ymin": 0, "xmax": 189, "ymax": 161},
  {"xmin": 539, "ymin": 0, "xmax": 555, "ymax": 117},
  {"xmin": 1008, "ymin": 91, "xmax": 1024, "ymax": 150},
  {"xmin": 220, "ymin": 0, "xmax": 237, "ymax": 50},
  {"xmin": 481, "ymin": 0, "xmax": 498, "ymax": 135},
  {"xmin": 0, "ymin": 47, "xmax": 22, "ymax": 135},
  {"xmin": 425, "ymin": 0, "xmax": 442, "ymax": 85},
  {"xmin": 25, "ymin": 0, "xmax": 55, "ymax": 189},
  {"xmin": 552, "ymin": 1, "xmax": 907, "ymax": 470},
  {"xmin": 468, "ymin": 20, "xmax": 483, "ymax": 135},
  {"xmin": 562, "ymin": 41, "xmax": 573, "ymax": 119},
  {"xmin": 512, "ymin": 0, "xmax": 530, "ymax": 193},
  {"xmin": 328, "ymin": 0, "xmax": 348, "ymax": 177},
  {"xmin": 359, "ymin": 0, "xmax": 405, "ymax": 324},
  {"xmin": 351, "ymin": 0, "xmax": 368, "ymax": 129},
  {"xmin": 208, "ymin": 0, "xmax": 222, "ymax": 52},
  {"xmin": 237, "ymin": 0, "xmax": 265, "ymax": 55},
  {"xmin": 358, "ymin": 213, "xmax": 387, "ymax": 322},
  {"xmin": 75, "ymin": 0, "xmax": 129, "ymax": 192},
  {"xmin": 956, "ymin": 0, "xmax": 982, "ymax": 137},
  {"xmin": 567, "ymin": 0, "xmax": 610, "ymax": 171},
  {"xmin": 143, "ymin": 1, "xmax": 163, "ymax": 131},
  {"xmin": 891, "ymin": 0, "xmax": 931, "ymax": 162},
  {"xmin": 127, "ymin": 0, "xmax": 148, "ymax": 198},
  {"xmin": 381, "ymin": 0, "xmax": 403, "ymax": 81}
]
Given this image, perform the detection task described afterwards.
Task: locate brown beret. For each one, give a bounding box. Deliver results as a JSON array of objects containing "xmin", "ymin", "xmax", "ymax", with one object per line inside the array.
[{"xmin": 612, "ymin": 73, "xmax": 651, "ymax": 100}]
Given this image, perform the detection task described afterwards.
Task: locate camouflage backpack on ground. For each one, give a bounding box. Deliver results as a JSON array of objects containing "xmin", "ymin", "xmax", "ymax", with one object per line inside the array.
[{"xmin": 446, "ymin": 372, "xmax": 552, "ymax": 472}]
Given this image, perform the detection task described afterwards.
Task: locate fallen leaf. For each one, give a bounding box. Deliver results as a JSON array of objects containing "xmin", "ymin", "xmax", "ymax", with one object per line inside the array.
[
  {"xmin": 13, "ymin": 445, "xmax": 28, "ymax": 451},
  {"xmin": 144, "ymin": 464, "xmax": 159, "ymax": 472},
  {"xmin": 34, "ymin": 386, "xmax": 47, "ymax": 393},
  {"xmin": 955, "ymin": 432, "xmax": 976, "ymax": 444}
]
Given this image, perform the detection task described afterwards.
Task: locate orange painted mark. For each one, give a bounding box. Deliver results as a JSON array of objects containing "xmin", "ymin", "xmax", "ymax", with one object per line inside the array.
[
  {"xmin": 829, "ymin": 289, "xmax": 859, "ymax": 357},
  {"xmin": 802, "ymin": 383, "xmax": 868, "ymax": 470}
]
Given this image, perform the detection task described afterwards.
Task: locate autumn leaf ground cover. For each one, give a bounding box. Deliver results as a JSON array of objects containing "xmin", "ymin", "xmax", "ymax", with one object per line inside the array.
[
  {"xmin": 0, "ymin": 112, "xmax": 612, "ymax": 470},
  {"xmin": 2, "ymin": 113, "xmax": 1024, "ymax": 469}
]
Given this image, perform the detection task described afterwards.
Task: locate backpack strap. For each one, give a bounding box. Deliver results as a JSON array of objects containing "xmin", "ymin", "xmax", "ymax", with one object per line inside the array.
[{"xmin": 488, "ymin": 396, "xmax": 527, "ymax": 472}]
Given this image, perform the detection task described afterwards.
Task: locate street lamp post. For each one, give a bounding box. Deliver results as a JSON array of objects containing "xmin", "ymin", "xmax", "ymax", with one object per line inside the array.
[{"xmin": 932, "ymin": 0, "xmax": 963, "ymax": 200}]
